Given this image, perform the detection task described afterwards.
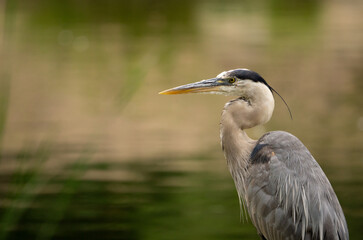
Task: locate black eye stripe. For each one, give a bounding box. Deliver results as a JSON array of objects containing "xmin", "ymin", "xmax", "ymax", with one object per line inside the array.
[
  {"xmin": 228, "ymin": 69, "xmax": 267, "ymax": 86},
  {"xmin": 221, "ymin": 68, "xmax": 293, "ymax": 119}
]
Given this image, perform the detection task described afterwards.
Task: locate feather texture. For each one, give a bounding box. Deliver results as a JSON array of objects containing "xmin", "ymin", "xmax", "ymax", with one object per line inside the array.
[{"xmin": 242, "ymin": 131, "xmax": 349, "ymax": 240}]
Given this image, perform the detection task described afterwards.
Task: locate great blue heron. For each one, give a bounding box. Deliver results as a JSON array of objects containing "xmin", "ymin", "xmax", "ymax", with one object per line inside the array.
[{"xmin": 159, "ymin": 69, "xmax": 349, "ymax": 240}]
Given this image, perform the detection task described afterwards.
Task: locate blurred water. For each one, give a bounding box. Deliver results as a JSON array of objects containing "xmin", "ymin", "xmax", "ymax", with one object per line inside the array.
[{"xmin": 0, "ymin": 1, "xmax": 362, "ymax": 239}]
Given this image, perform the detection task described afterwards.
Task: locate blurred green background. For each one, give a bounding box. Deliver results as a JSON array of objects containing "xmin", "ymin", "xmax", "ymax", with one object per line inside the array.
[{"xmin": 0, "ymin": 0, "xmax": 362, "ymax": 239}]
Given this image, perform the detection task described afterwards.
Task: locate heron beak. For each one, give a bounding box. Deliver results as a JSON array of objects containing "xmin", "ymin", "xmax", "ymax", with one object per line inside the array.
[{"xmin": 159, "ymin": 78, "xmax": 226, "ymax": 95}]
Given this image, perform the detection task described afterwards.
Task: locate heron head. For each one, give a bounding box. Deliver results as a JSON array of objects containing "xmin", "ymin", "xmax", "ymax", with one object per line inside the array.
[
  {"xmin": 159, "ymin": 68, "xmax": 292, "ymax": 119},
  {"xmin": 159, "ymin": 69, "xmax": 272, "ymax": 96}
]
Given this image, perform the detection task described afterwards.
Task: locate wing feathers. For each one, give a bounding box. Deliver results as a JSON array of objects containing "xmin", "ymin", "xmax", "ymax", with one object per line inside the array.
[{"xmin": 245, "ymin": 131, "xmax": 349, "ymax": 240}]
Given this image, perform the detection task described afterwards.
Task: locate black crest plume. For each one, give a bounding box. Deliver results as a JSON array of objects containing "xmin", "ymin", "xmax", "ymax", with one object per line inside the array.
[{"xmin": 230, "ymin": 69, "xmax": 293, "ymax": 119}]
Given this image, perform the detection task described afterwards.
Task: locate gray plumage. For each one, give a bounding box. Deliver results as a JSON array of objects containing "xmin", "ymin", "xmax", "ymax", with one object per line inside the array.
[
  {"xmin": 245, "ymin": 131, "xmax": 348, "ymax": 239},
  {"xmin": 160, "ymin": 68, "xmax": 349, "ymax": 240}
]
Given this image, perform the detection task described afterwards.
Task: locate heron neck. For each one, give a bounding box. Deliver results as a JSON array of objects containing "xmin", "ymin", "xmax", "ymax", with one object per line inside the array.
[
  {"xmin": 219, "ymin": 83, "xmax": 274, "ymax": 190},
  {"xmin": 220, "ymin": 112, "xmax": 256, "ymax": 206},
  {"xmin": 220, "ymin": 112, "xmax": 256, "ymax": 170}
]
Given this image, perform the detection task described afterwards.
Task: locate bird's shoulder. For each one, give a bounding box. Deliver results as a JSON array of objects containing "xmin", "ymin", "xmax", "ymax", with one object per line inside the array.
[{"xmin": 250, "ymin": 130, "xmax": 314, "ymax": 168}]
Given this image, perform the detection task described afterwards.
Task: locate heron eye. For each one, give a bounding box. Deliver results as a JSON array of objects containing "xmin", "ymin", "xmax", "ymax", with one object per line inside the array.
[{"xmin": 229, "ymin": 78, "xmax": 236, "ymax": 83}]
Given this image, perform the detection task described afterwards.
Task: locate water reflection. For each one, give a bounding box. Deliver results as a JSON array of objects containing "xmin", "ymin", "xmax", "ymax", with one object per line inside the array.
[
  {"xmin": 0, "ymin": 149, "xmax": 258, "ymax": 240},
  {"xmin": 0, "ymin": 0, "xmax": 362, "ymax": 239}
]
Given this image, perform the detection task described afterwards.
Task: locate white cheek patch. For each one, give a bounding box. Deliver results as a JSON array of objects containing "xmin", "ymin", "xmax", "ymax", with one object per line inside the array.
[{"xmin": 219, "ymin": 86, "xmax": 240, "ymax": 96}]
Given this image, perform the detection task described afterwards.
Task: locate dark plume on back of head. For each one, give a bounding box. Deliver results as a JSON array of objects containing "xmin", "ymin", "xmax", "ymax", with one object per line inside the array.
[{"xmin": 228, "ymin": 69, "xmax": 293, "ymax": 119}]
